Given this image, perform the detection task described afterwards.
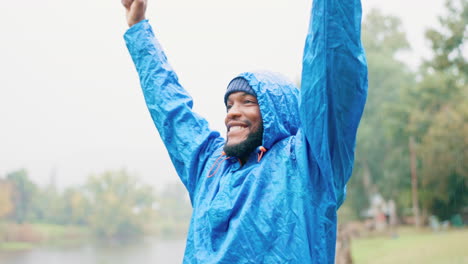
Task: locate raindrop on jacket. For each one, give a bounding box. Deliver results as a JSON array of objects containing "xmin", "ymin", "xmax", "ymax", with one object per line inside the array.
[{"xmin": 124, "ymin": 0, "xmax": 368, "ymax": 263}]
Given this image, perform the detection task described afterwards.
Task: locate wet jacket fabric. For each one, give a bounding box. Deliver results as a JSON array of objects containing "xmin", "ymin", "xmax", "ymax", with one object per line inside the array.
[{"xmin": 124, "ymin": 0, "xmax": 367, "ymax": 263}]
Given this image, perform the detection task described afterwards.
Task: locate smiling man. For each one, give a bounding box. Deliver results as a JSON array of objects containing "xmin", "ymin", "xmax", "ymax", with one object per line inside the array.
[
  {"xmin": 121, "ymin": 0, "xmax": 367, "ymax": 263},
  {"xmin": 223, "ymin": 77, "xmax": 263, "ymax": 164}
]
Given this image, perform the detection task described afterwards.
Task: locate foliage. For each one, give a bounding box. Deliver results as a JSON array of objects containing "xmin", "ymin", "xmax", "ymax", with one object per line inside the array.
[
  {"xmin": 407, "ymin": 0, "xmax": 468, "ymax": 220},
  {"xmin": 423, "ymin": 0, "xmax": 468, "ymax": 81},
  {"xmin": 347, "ymin": 9, "xmax": 415, "ymax": 219},
  {"xmin": 61, "ymin": 187, "xmax": 91, "ymax": 225},
  {"xmin": 1, "ymin": 168, "xmax": 191, "ymax": 242},
  {"xmin": 348, "ymin": 0, "xmax": 467, "ymax": 223},
  {"xmin": 6, "ymin": 170, "xmax": 38, "ymax": 223},
  {"xmin": 0, "ymin": 180, "xmax": 14, "ymax": 219},
  {"xmin": 84, "ymin": 170, "xmax": 157, "ymax": 239},
  {"xmin": 419, "ymin": 105, "xmax": 468, "ymax": 219},
  {"xmin": 154, "ymin": 183, "xmax": 191, "ymax": 238},
  {"xmin": 30, "ymin": 186, "xmax": 65, "ymax": 224}
]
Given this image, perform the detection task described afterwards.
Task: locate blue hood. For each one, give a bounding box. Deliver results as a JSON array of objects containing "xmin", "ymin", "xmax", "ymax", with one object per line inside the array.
[{"xmin": 235, "ymin": 71, "xmax": 301, "ymax": 150}]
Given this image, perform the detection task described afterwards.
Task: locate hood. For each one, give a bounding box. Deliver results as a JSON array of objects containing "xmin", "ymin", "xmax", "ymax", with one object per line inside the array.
[{"xmin": 234, "ymin": 71, "xmax": 301, "ymax": 150}]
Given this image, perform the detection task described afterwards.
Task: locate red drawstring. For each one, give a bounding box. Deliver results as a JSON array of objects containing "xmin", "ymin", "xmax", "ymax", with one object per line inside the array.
[
  {"xmin": 208, "ymin": 147, "xmax": 267, "ymax": 178},
  {"xmin": 207, "ymin": 152, "xmax": 229, "ymax": 178},
  {"xmin": 257, "ymin": 146, "xmax": 267, "ymax": 162}
]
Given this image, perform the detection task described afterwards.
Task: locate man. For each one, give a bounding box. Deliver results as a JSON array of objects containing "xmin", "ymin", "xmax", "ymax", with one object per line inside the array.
[{"xmin": 121, "ymin": 0, "xmax": 367, "ymax": 263}]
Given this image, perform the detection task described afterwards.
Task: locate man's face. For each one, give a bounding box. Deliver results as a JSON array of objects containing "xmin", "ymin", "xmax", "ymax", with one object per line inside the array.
[{"xmin": 224, "ymin": 92, "xmax": 263, "ymax": 157}]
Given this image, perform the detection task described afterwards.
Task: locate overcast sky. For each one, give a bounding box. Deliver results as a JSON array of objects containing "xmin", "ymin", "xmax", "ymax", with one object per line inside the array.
[{"xmin": 0, "ymin": 0, "xmax": 446, "ymax": 189}]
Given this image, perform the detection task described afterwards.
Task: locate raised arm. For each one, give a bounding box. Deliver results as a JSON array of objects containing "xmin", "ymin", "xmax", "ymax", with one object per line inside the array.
[
  {"xmin": 122, "ymin": 0, "xmax": 224, "ymax": 197},
  {"xmin": 300, "ymin": 0, "xmax": 368, "ymax": 206}
]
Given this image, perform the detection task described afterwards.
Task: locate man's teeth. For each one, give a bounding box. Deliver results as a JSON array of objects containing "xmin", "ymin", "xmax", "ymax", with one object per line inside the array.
[{"xmin": 230, "ymin": 126, "xmax": 246, "ymax": 132}]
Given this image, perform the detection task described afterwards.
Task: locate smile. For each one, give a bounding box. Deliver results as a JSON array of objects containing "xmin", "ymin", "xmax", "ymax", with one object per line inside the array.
[{"xmin": 229, "ymin": 126, "xmax": 247, "ymax": 132}]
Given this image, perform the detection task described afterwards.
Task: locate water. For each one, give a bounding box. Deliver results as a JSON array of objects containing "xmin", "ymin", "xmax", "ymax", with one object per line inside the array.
[{"xmin": 0, "ymin": 238, "xmax": 186, "ymax": 264}]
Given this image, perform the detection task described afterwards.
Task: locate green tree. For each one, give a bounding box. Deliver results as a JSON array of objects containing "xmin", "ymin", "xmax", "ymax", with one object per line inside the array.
[
  {"xmin": 84, "ymin": 170, "xmax": 156, "ymax": 239},
  {"xmin": 6, "ymin": 169, "xmax": 38, "ymax": 223},
  {"xmin": 398, "ymin": 0, "xmax": 467, "ymax": 221},
  {"xmin": 154, "ymin": 183, "xmax": 191, "ymax": 237},
  {"xmin": 424, "ymin": 0, "xmax": 467, "ymax": 81},
  {"xmin": 419, "ymin": 105, "xmax": 468, "ymax": 219},
  {"xmin": 62, "ymin": 187, "xmax": 91, "ymax": 225},
  {"xmin": 417, "ymin": 0, "xmax": 467, "ymax": 220},
  {"xmin": 349, "ymin": 0, "xmax": 467, "ymax": 224},
  {"xmin": 30, "ymin": 185, "xmax": 78, "ymax": 225},
  {"xmin": 346, "ymin": 9, "xmax": 415, "ymax": 219}
]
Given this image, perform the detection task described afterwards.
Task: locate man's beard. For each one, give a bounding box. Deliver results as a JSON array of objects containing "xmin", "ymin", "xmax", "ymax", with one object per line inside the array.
[{"xmin": 224, "ymin": 124, "xmax": 264, "ymax": 158}]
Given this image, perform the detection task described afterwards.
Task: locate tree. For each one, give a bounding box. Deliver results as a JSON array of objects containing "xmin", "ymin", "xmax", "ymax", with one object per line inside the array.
[
  {"xmin": 154, "ymin": 183, "xmax": 191, "ymax": 238},
  {"xmin": 346, "ymin": 0, "xmax": 467, "ymax": 225},
  {"xmin": 62, "ymin": 187, "xmax": 91, "ymax": 225},
  {"xmin": 419, "ymin": 105, "xmax": 468, "ymax": 220},
  {"xmin": 423, "ymin": 0, "xmax": 468, "ymax": 82},
  {"xmin": 84, "ymin": 170, "xmax": 156, "ymax": 239},
  {"xmin": 30, "ymin": 185, "xmax": 75, "ymax": 225},
  {"xmin": 6, "ymin": 169, "xmax": 38, "ymax": 223},
  {"xmin": 0, "ymin": 179, "xmax": 14, "ymax": 219},
  {"xmin": 402, "ymin": 0, "xmax": 467, "ymax": 221},
  {"xmin": 346, "ymin": 9, "xmax": 415, "ymax": 220}
]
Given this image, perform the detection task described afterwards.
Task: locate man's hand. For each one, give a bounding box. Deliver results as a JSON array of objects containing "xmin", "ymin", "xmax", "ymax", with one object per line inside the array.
[{"xmin": 122, "ymin": 0, "xmax": 147, "ymax": 27}]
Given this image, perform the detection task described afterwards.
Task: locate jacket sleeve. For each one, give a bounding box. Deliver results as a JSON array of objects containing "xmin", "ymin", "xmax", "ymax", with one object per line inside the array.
[
  {"xmin": 124, "ymin": 20, "xmax": 224, "ymax": 198},
  {"xmin": 300, "ymin": 0, "xmax": 368, "ymax": 207}
]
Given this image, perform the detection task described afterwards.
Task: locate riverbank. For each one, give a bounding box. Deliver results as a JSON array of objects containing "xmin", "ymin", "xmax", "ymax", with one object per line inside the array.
[
  {"xmin": 0, "ymin": 237, "xmax": 186, "ymax": 264},
  {"xmin": 0, "ymin": 221, "xmax": 188, "ymax": 251},
  {"xmin": 0, "ymin": 222, "xmax": 90, "ymax": 251}
]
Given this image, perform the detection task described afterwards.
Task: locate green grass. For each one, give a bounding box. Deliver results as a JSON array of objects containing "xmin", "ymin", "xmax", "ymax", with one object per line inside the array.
[
  {"xmin": 33, "ymin": 223, "xmax": 88, "ymax": 239},
  {"xmin": 352, "ymin": 227, "xmax": 468, "ymax": 264},
  {"xmin": 32, "ymin": 223, "xmax": 90, "ymax": 247},
  {"xmin": 0, "ymin": 242, "xmax": 34, "ymax": 251}
]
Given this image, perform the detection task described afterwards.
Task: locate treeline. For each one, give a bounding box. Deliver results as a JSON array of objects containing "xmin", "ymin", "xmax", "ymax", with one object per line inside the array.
[
  {"xmin": 0, "ymin": 169, "xmax": 191, "ymax": 240},
  {"xmin": 344, "ymin": 0, "xmax": 467, "ymax": 225}
]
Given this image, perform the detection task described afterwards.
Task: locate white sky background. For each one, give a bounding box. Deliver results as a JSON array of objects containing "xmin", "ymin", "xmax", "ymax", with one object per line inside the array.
[{"xmin": 0, "ymin": 0, "xmax": 446, "ymax": 189}]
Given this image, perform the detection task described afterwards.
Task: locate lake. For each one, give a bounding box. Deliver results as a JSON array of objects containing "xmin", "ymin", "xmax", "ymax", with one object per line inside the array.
[{"xmin": 0, "ymin": 238, "xmax": 186, "ymax": 264}]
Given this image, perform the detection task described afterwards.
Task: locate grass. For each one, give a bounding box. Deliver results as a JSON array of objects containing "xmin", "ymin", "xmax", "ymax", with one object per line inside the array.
[
  {"xmin": 35, "ymin": 223, "xmax": 91, "ymax": 247},
  {"xmin": 33, "ymin": 223, "xmax": 89, "ymax": 240},
  {"xmin": 352, "ymin": 227, "xmax": 468, "ymax": 264},
  {"xmin": 0, "ymin": 242, "xmax": 34, "ymax": 251}
]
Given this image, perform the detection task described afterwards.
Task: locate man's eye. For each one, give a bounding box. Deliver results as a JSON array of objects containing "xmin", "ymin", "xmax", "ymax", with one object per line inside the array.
[{"xmin": 226, "ymin": 105, "xmax": 232, "ymax": 111}]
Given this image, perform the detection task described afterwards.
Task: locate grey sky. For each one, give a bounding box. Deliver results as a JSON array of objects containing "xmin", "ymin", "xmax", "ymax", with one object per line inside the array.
[{"xmin": 0, "ymin": 0, "xmax": 445, "ymax": 189}]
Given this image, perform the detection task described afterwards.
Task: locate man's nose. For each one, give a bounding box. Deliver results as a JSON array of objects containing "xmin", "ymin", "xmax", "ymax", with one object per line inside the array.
[{"xmin": 226, "ymin": 104, "xmax": 242, "ymax": 119}]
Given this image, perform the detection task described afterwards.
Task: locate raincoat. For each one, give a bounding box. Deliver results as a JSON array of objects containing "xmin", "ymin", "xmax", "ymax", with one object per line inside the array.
[{"xmin": 124, "ymin": 0, "xmax": 367, "ymax": 263}]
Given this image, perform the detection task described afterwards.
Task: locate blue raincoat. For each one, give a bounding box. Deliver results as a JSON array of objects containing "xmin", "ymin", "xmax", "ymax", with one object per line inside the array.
[{"xmin": 124, "ymin": 0, "xmax": 367, "ymax": 262}]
